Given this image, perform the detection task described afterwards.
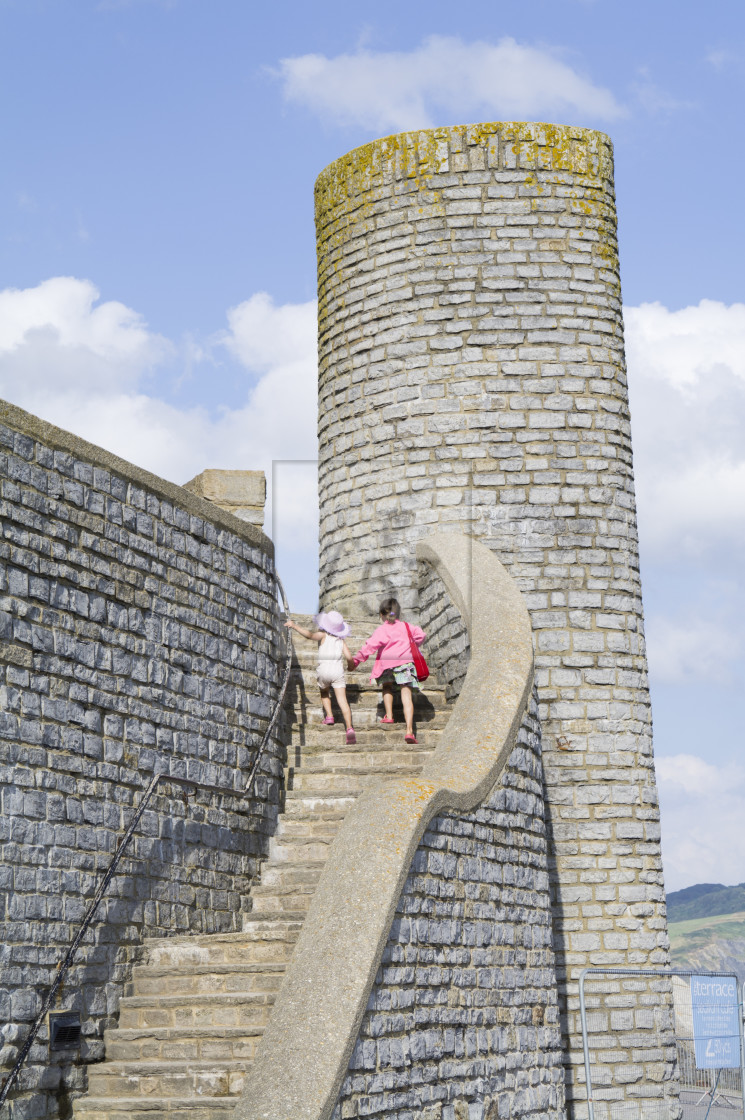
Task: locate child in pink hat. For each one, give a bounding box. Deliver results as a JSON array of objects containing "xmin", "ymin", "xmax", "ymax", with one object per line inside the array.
[{"xmin": 285, "ymin": 610, "xmax": 356, "ymax": 744}]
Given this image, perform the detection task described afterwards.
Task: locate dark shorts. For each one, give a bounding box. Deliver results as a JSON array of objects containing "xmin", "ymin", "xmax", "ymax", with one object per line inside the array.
[{"xmin": 378, "ymin": 662, "xmax": 421, "ymax": 690}]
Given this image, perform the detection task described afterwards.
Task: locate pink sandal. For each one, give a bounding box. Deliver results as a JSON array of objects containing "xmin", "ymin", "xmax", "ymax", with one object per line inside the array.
[
  {"xmin": 322, "ymin": 716, "xmax": 334, "ymax": 726},
  {"xmin": 346, "ymin": 727, "xmax": 357, "ymax": 744},
  {"xmin": 380, "ymin": 717, "xmax": 394, "ymax": 724},
  {"xmin": 405, "ymin": 733, "xmax": 417, "ymax": 745}
]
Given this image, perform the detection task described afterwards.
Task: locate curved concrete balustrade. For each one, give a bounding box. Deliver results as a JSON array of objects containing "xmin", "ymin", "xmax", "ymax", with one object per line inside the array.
[{"xmin": 236, "ymin": 531, "xmax": 535, "ymax": 1120}]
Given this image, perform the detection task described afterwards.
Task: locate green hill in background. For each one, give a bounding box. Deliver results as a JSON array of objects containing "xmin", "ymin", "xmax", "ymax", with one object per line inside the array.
[
  {"xmin": 667, "ymin": 882, "xmax": 745, "ymax": 923},
  {"xmin": 669, "ymin": 911, "xmax": 745, "ymax": 982},
  {"xmin": 667, "ymin": 883, "xmax": 745, "ymax": 982}
]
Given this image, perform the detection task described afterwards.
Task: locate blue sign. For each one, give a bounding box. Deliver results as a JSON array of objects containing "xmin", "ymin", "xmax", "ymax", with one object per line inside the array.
[{"xmin": 691, "ymin": 975, "xmax": 741, "ymax": 1069}]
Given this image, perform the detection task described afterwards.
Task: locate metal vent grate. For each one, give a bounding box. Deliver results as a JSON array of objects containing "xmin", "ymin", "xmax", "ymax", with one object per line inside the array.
[{"xmin": 48, "ymin": 1011, "xmax": 81, "ymax": 1052}]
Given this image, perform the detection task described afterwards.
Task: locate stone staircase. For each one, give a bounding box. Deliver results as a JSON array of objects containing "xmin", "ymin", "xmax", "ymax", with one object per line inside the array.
[{"xmin": 74, "ymin": 616, "xmax": 448, "ymax": 1119}]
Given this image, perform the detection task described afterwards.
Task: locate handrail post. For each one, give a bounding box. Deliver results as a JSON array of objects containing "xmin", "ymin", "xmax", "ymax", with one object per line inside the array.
[
  {"xmin": 579, "ymin": 969, "xmax": 595, "ymax": 1120},
  {"xmin": 739, "ymin": 981, "xmax": 745, "ymax": 1120}
]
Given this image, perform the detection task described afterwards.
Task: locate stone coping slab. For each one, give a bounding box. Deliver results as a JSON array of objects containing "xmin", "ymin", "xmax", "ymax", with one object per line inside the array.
[
  {"xmin": 0, "ymin": 397, "xmax": 273, "ymax": 557},
  {"xmin": 236, "ymin": 530, "xmax": 535, "ymax": 1120}
]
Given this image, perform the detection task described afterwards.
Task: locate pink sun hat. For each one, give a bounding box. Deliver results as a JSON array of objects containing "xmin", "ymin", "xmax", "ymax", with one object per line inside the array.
[{"xmin": 314, "ymin": 610, "xmax": 351, "ymax": 638}]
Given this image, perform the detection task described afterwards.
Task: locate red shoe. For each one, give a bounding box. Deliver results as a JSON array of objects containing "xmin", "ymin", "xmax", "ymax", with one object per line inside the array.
[
  {"xmin": 404, "ymin": 733, "xmax": 417, "ymax": 745},
  {"xmin": 380, "ymin": 717, "xmax": 394, "ymax": 724}
]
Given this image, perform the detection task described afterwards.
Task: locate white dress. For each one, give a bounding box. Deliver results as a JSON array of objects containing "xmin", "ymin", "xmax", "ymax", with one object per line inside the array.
[{"xmin": 316, "ymin": 634, "xmax": 346, "ymax": 690}]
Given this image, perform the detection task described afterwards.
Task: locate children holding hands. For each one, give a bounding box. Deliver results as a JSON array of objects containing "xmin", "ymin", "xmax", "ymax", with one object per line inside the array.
[{"xmin": 285, "ymin": 596, "xmax": 426, "ymax": 747}]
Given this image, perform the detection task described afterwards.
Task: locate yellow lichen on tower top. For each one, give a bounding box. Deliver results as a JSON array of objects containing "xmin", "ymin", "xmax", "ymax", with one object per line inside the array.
[{"xmin": 314, "ymin": 121, "xmax": 614, "ymax": 227}]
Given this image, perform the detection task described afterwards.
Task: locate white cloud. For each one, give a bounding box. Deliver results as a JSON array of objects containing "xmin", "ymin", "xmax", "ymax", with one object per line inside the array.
[
  {"xmin": 275, "ymin": 35, "xmax": 625, "ymax": 133},
  {"xmin": 657, "ymin": 754, "xmax": 745, "ymax": 891},
  {"xmin": 625, "ymin": 300, "xmax": 745, "ymax": 560},
  {"xmin": 631, "ymin": 80, "xmax": 688, "ymax": 115},
  {"xmin": 630, "ymin": 67, "xmax": 688, "ymax": 115},
  {"xmin": 657, "ymin": 754, "xmax": 742, "ymax": 798},
  {"xmin": 645, "ymin": 615, "xmax": 743, "ymax": 685},
  {"xmin": 626, "ymin": 300, "xmax": 745, "ymax": 391},
  {"xmin": 0, "ymin": 278, "xmax": 319, "ymax": 560},
  {"xmin": 223, "ymin": 292, "xmax": 317, "ymax": 372},
  {"xmin": 705, "ymin": 49, "xmax": 738, "ymax": 70},
  {"xmin": 626, "ymin": 299, "xmax": 745, "ymax": 703},
  {"xmin": 0, "ymin": 277, "xmax": 170, "ymax": 391}
]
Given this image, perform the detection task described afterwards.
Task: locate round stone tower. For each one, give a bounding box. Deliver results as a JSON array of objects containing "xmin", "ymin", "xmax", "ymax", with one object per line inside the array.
[{"xmin": 316, "ymin": 123, "xmax": 670, "ymax": 1118}]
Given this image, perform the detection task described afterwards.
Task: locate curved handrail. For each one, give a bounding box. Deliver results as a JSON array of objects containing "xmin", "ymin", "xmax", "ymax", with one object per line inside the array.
[{"xmin": 236, "ymin": 531, "xmax": 535, "ymax": 1120}]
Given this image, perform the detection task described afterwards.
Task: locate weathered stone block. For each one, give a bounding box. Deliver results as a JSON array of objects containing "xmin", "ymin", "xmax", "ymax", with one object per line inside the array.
[{"xmin": 183, "ymin": 469, "xmax": 267, "ymax": 525}]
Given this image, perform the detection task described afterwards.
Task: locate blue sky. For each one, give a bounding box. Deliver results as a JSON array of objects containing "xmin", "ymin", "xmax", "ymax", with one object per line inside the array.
[{"xmin": 1, "ymin": 0, "xmax": 744, "ymax": 892}]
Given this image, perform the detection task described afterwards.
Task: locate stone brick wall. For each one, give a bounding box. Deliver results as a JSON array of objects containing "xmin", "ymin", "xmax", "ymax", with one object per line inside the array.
[
  {"xmin": 580, "ymin": 971, "xmax": 679, "ymax": 1120},
  {"xmin": 0, "ymin": 400, "xmax": 284, "ymax": 1118},
  {"xmin": 315, "ymin": 123, "xmax": 669, "ymax": 1116},
  {"xmin": 332, "ymin": 694, "xmax": 566, "ymax": 1120},
  {"xmin": 417, "ymin": 561, "xmax": 469, "ymax": 703}
]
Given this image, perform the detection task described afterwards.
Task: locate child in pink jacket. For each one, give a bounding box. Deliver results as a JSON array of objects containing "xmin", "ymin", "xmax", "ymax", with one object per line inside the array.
[{"xmin": 350, "ymin": 597, "xmax": 425, "ymax": 744}]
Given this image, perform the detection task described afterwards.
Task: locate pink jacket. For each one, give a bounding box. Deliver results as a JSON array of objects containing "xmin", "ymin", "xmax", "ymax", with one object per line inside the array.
[{"xmin": 352, "ymin": 619, "xmax": 426, "ymax": 680}]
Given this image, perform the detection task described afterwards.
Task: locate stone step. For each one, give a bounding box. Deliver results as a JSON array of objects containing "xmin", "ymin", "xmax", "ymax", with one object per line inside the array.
[
  {"xmin": 75, "ymin": 1096, "xmax": 236, "ymax": 1118},
  {"xmin": 244, "ymin": 891, "xmax": 314, "ymax": 916},
  {"xmin": 142, "ymin": 922, "xmax": 301, "ymax": 967},
  {"xmin": 280, "ymin": 792, "xmax": 357, "ymax": 816},
  {"xmin": 257, "ymin": 861, "xmax": 324, "ymax": 890},
  {"xmin": 86, "ymin": 1059, "xmax": 249, "ymax": 1099},
  {"xmin": 130, "ymin": 962, "xmax": 286, "ymax": 997},
  {"xmin": 117, "ymin": 992, "xmax": 274, "ymax": 1030},
  {"xmin": 271, "ymin": 821, "xmax": 343, "ymax": 850},
  {"xmin": 285, "ymin": 764, "xmax": 425, "ymax": 794},
  {"xmin": 290, "ymin": 747, "xmax": 436, "ymax": 772},
  {"xmin": 273, "ymin": 815, "xmax": 341, "ymax": 841},
  {"xmin": 240, "ymin": 915, "xmax": 304, "ymax": 936},
  {"xmin": 243, "ymin": 908, "xmax": 308, "ymax": 927},
  {"xmin": 282, "ymin": 762, "xmax": 432, "ymax": 797},
  {"xmin": 248, "ymin": 878, "xmax": 318, "ymax": 913},
  {"xmin": 290, "ymin": 727, "xmax": 444, "ymax": 750},
  {"xmin": 284, "ymin": 742, "xmax": 439, "ymax": 769},
  {"xmin": 286, "ymin": 703, "xmax": 443, "ymax": 730},
  {"xmin": 267, "ymin": 836, "xmax": 335, "ymax": 864},
  {"xmin": 104, "ymin": 1025, "xmax": 263, "ymax": 1063},
  {"xmin": 282, "ymin": 780, "xmax": 365, "ymax": 801}
]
